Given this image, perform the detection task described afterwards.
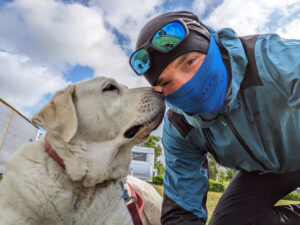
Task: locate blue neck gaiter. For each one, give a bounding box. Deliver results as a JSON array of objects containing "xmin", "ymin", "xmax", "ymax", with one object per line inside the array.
[{"xmin": 165, "ymin": 34, "xmax": 229, "ymax": 115}]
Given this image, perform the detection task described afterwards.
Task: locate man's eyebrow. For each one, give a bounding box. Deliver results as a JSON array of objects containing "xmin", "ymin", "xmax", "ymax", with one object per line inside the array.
[{"xmin": 176, "ymin": 54, "xmax": 189, "ymax": 67}]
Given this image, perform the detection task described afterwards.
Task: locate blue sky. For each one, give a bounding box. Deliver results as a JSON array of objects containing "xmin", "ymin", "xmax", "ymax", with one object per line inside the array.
[{"xmin": 0, "ymin": 0, "xmax": 299, "ymax": 137}]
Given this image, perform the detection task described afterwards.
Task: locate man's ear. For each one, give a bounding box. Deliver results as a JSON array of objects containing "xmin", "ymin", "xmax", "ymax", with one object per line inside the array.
[{"xmin": 32, "ymin": 85, "xmax": 78, "ymax": 143}]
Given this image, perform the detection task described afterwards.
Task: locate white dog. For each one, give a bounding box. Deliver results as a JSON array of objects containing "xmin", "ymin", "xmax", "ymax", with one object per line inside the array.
[{"xmin": 0, "ymin": 77, "xmax": 165, "ymax": 225}]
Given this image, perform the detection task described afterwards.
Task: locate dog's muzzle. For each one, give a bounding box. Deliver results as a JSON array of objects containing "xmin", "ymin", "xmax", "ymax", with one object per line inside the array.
[{"xmin": 124, "ymin": 91, "xmax": 165, "ymax": 139}]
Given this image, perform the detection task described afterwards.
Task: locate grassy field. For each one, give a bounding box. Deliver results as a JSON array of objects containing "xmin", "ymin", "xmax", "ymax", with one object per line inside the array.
[{"xmin": 152, "ymin": 184, "xmax": 300, "ymax": 223}]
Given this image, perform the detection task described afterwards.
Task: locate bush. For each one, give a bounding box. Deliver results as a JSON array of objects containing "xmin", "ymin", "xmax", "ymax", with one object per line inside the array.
[
  {"xmin": 283, "ymin": 192, "xmax": 300, "ymax": 201},
  {"xmin": 152, "ymin": 174, "xmax": 163, "ymax": 185},
  {"xmin": 208, "ymin": 179, "xmax": 225, "ymax": 192}
]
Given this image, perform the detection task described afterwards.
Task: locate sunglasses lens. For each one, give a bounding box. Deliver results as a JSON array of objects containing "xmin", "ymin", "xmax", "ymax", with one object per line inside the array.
[
  {"xmin": 130, "ymin": 49, "xmax": 150, "ymax": 74},
  {"xmin": 152, "ymin": 21, "xmax": 186, "ymax": 52}
]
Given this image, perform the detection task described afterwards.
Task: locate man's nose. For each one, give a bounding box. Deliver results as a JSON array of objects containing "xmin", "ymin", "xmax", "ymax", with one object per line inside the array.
[{"xmin": 153, "ymin": 86, "xmax": 164, "ymax": 94}]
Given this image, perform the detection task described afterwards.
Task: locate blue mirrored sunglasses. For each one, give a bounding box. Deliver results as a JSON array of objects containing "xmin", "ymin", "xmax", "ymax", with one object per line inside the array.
[{"xmin": 130, "ymin": 20, "xmax": 189, "ymax": 75}]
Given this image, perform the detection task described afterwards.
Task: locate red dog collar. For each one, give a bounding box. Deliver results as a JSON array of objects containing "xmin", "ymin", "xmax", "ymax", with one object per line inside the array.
[{"xmin": 44, "ymin": 135, "xmax": 66, "ymax": 170}]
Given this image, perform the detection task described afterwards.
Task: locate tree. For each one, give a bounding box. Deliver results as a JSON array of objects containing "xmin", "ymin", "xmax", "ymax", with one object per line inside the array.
[
  {"xmin": 225, "ymin": 168, "xmax": 236, "ymax": 182},
  {"xmin": 207, "ymin": 153, "xmax": 218, "ymax": 181},
  {"xmin": 217, "ymin": 169, "xmax": 226, "ymax": 183},
  {"xmin": 141, "ymin": 135, "xmax": 165, "ymax": 175}
]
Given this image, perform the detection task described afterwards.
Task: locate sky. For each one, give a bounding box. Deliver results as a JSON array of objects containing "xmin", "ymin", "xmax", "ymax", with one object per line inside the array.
[{"xmin": 0, "ymin": 0, "xmax": 300, "ymax": 137}]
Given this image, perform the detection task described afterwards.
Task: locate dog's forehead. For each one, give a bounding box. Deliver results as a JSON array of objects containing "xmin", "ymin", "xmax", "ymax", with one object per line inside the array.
[{"xmin": 75, "ymin": 77, "xmax": 116, "ymax": 92}]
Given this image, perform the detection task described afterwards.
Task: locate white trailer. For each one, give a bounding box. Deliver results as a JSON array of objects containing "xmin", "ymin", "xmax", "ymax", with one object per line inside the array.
[
  {"xmin": 0, "ymin": 98, "xmax": 39, "ymax": 174},
  {"xmin": 130, "ymin": 146, "xmax": 157, "ymax": 182}
]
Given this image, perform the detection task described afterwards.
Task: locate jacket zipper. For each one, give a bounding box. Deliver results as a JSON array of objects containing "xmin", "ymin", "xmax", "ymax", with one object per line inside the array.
[
  {"xmin": 202, "ymin": 128, "xmax": 221, "ymax": 164},
  {"xmin": 223, "ymin": 114, "xmax": 268, "ymax": 170}
]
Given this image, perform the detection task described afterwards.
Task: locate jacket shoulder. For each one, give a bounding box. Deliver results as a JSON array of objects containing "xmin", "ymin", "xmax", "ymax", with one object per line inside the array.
[
  {"xmin": 239, "ymin": 35, "xmax": 263, "ymax": 89},
  {"xmin": 166, "ymin": 109, "xmax": 194, "ymax": 138}
]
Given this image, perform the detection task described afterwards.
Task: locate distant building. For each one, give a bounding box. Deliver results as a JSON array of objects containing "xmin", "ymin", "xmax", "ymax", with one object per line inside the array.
[
  {"xmin": 130, "ymin": 146, "xmax": 157, "ymax": 182},
  {"xmin": 0, "ymin": 98, "xmax": 39, "ymax": 174}
]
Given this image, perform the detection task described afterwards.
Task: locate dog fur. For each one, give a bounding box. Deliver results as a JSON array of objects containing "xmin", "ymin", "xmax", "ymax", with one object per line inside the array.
[{"xmin": 0, "ymin": 77, "xmax": 165, "ymax": 225}]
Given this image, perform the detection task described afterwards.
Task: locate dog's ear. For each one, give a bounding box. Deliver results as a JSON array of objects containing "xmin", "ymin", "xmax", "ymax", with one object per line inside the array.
[{"xmin": 32, "ymin": 85, "xmax": 78, "ymax": 143}]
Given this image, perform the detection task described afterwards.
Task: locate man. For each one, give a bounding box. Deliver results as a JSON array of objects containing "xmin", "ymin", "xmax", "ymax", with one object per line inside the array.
[{"xmin": 129, "ymin": 11, "xmax": 300, "ymax": 225}]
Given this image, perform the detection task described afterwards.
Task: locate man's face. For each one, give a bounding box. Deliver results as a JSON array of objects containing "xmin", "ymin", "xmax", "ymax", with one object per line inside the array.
[{"xmin": 153, "ymin": 51, "xmax": 206, "ymax": 96}]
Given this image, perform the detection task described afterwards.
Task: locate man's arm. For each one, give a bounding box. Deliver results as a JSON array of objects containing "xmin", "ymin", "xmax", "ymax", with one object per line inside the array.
[{"xmin": 161, "ymin": 110, "xmax": 208, "ymax": 225}]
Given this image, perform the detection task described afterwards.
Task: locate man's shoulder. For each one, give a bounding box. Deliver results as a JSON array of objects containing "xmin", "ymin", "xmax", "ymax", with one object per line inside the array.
[{"xmin": 165, "ymin": 109, "xmax": 194, "ymax": 138}]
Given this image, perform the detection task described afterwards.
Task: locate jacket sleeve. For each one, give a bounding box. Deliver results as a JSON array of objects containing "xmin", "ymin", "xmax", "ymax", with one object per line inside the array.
[
  {"xmin": 161, "ymin": 110, "xmax": 208, "ymax": 225},
  {"xmin": 257, "ymin": 34, "xmax": 300, "ymax": 109}
]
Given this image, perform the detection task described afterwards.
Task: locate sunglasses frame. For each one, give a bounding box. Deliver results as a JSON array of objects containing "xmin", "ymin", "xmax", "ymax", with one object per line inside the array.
[{"xmin": 130, "ymin": 18, "xmax": 190, "ymax": 75}]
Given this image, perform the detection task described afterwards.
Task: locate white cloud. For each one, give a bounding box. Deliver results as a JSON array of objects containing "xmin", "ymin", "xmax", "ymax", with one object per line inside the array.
[
  {"xmin": 193, "ymin": 0, "xmax": 300, "ymax": 38},
  {"xmin": 0, "ymin": 51, "xmax": 67, "ymax": 116},
  {"xmin": 192, "ymin": 0, "xmax": 213, "ymax": 16},
  {"xmin": 277, "ymin": 13, "xmax": 300, "ymax": 39},
  {"xmin": 0, "ymin": 0, "xmax": 161, "ymax": 118},
  {"xmin": 89, "ymin": 0, "xmax": 163, "ymax": 49},
  {"xmin": 0, "ymin": 0, "xmax": 151, "ymax": 89}
]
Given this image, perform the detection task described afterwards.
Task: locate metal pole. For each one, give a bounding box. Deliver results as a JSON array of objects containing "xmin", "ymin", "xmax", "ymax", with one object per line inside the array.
[{"xmin": 0, "ymin": 110, "xmax": 13, "ymax": 151}]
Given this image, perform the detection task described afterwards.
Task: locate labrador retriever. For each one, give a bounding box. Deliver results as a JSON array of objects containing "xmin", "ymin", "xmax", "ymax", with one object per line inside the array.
[{"xmin": 0, "ymin": 77, "xmax": 165, "ymax": 225}]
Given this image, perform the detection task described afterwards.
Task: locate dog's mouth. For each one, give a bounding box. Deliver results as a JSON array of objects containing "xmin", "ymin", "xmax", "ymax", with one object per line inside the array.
[
  {"xmin": 124, "ymin": 124, "xmax": 144, "ymax": 139},
  {"xmin": 123, "ymin": 108, "xmax": 165, "ymax": 139}
]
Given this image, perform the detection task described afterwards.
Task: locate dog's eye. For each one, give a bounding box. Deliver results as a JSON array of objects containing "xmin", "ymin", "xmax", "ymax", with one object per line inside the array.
[{"xmin": 103, "ymin": 84, "xmax": 118, "ymax": 92}]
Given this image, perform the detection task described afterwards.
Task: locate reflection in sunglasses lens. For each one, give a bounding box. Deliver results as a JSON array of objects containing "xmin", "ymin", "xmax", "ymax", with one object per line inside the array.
[
  {"xmin": 152, "ymin": 22, "xmax": 186, "ymax": 52},
  {"xmin": 131, "ymin": 49, "xmax": 150, "ymax": 74}
]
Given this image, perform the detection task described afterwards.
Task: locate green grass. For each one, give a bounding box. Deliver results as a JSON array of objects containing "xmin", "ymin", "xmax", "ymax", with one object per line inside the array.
[
  {"xmin": 152, "ymin": 184, "xmax": 163, "ymax": 196},
  {"xmin": 152, "ymin": 184, "xmax": 300, "ymax": 223},
  {"xmin": 152, "ymin": 35, "xmax": 181, "ymax": 51}
]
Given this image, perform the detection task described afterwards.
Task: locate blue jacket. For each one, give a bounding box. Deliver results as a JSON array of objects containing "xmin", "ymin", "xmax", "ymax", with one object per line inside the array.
[{"xmin": 162, "ymin": 28, "xmax": 300, "ymax": 221}]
